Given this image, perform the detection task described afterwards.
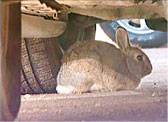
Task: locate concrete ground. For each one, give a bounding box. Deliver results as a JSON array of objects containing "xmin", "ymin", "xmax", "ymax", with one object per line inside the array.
[{"xmin": 16, "ymin": 26, "xmax": 167, "ymax": 121}]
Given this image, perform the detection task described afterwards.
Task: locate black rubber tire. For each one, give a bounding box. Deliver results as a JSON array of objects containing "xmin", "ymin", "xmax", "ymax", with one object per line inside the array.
[
  {"xmin": 100, "ymin": 21, "xmax": 167, "ymax": 48},
  {"xmin": 21, "ymin": 38, "xmax": 62, "ymax": 94}
]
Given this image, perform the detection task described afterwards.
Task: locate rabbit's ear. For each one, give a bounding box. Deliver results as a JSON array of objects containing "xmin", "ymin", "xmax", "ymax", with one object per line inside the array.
[{"xmin": 116, "ymin": 27, "xmax": 131, "ymax": 51}]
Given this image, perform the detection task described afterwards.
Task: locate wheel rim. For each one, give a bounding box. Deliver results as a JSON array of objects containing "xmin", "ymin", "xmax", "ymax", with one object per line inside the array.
[{"xmin": 117, "ymin": 19, "xmax": 154, "ymax": 34}]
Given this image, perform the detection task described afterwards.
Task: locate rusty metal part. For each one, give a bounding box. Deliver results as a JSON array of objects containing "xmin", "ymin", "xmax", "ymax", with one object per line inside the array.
[
  {"xmin": 21, "ymin": 0, "xmax": 167, "ymax": 21},
  {"xmin": 21, "ymin": 0, "xmax": 68, "ymax": 38},
  {"xmin": 1, "ymin": 2, "xmax": 21, "ymax": 121},
  {"xmin": 21, "ymin": 0, "xmax": 61, "ymax": 20},
  {"xmin": 22, "ymin": 14, "xmax": 67, "ymax": 38},
  {"xmin": 40, "ymin": 0, "xmax": 69, "ymax": 12},
  {"xmin": 21, "ymin": 0, "xmax": 70, "ymax": 21},
  {"xmin": 55, "ymin": 0, "xmax": 167, "ymax": 20}
]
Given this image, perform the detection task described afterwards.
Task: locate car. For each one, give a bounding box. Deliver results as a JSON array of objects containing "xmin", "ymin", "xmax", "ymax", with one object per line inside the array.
[
  {"xmin": 100, "ymin": 19, "xmax": 167, "ymax": 48},
  {"xmin": 1, "ymin": 0, "xmax": 167, "ymax": 121}
]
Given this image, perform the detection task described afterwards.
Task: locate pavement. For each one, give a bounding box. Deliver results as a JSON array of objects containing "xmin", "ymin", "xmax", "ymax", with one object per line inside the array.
[{"xmin": 16, "ymin": 47, "xmax": 167, "ymax": 121}]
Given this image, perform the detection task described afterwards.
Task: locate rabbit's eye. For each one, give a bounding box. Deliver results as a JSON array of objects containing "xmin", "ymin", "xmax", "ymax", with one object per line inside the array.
[{"xmin": 137, "ymin": 55, "xmax": 143, "ymax": 61}]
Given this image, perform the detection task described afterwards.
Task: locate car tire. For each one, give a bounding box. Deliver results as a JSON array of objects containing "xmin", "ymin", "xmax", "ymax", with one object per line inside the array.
[
  {"xmin": 21, "ymin": 38, "xmax": 62, "ymax": 94},
  {"xmin": 100, "ymin": 19, "xmax": 167, "ymax": 48}
]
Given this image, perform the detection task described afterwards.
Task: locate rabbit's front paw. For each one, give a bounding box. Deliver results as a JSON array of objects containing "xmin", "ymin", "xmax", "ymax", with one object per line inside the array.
[
  {"xmin": 56, "ymin": 85, "xmax": 77, "ymax": 94},
  {"xmin": 90, "ymin": 83, "xmax": 103, "ymax": 91}
]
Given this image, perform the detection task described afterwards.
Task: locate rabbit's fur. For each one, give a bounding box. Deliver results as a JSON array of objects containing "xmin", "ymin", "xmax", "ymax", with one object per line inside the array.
[{"xmin": 56, "ymin": 27, "xmax": 152, "ymax": 94}]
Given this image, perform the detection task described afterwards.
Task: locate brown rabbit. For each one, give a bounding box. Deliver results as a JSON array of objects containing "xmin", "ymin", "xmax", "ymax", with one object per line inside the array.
[{"xmin": 56, "ymin": 27, "xmax": 152, "ymax": 94}]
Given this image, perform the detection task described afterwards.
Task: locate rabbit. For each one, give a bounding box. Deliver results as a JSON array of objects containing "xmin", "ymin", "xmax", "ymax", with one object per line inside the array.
[{"xmin": 56, "ymin": 27, "xmax": 152, "ymax": 94}]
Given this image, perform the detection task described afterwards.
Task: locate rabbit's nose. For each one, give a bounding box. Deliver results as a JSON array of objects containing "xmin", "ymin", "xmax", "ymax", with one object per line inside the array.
[
  {"xmin": 147, "ymin": 69, "xmax": 152, "ymax": 74},
  {"xmin": 146, "ymin": 63, "xmax": 152, "ymax": 74},
  {"xmin": 149, "ymin": 62, "xmax": 152, "ymax": 71}
]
